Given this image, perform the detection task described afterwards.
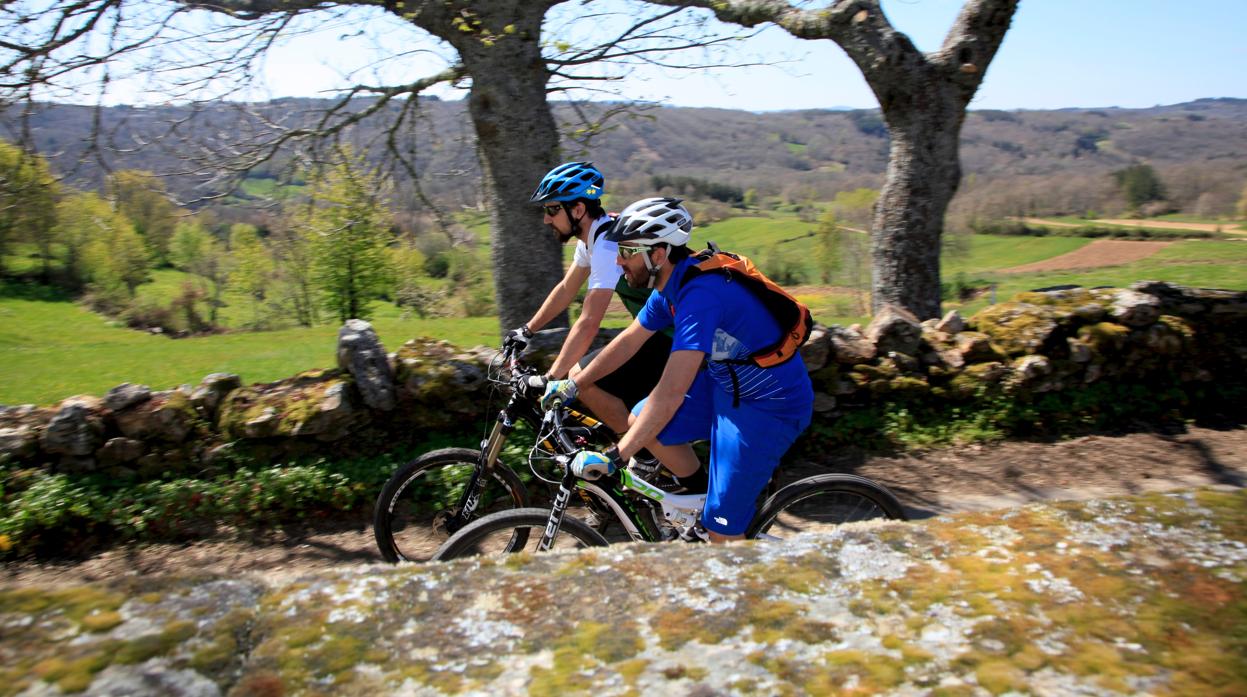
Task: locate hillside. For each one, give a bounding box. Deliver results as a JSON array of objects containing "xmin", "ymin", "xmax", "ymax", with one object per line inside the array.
[{"xmin": 7, "ymin": 97, "xmax": 1246, "ymax": 212}]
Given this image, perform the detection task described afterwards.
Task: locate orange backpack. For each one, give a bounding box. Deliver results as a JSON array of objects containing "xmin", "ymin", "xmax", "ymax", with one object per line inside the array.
[{"xmin": 671, "ymin": 242, "xmax": 814, "ymax": 369}]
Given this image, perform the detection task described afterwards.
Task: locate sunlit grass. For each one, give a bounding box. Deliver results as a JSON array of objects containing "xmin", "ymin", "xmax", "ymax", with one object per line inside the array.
[{"xmin": 0, "ymin": 282, "xmax": 497, "ymax": 405}]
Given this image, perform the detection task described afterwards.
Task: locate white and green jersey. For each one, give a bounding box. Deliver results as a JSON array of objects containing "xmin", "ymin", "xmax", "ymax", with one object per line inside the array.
[{"xmin": 573, "ymin": 215, "xmax": 622, "ymax": 292}]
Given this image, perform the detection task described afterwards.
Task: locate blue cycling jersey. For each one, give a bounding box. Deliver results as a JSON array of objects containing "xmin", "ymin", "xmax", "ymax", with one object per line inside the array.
[{"xmin": 636, "ymin": 256, "xmax": 814, "ymax": 415}]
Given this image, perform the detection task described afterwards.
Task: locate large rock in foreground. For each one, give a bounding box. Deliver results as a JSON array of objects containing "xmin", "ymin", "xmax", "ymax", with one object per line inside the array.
[{"xmin": 2, "ymin": 489, "xmax": 1244, "ymax": 696}]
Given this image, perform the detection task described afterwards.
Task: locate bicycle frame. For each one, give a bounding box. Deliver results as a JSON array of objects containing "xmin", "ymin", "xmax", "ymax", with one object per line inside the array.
[
  {"xmin": 447, "ymin": 358, "xmax": 611, "ymax": 535},
  {"xmin": 535, "ymin": 407, "xmax": 709, "ymax": 550}
]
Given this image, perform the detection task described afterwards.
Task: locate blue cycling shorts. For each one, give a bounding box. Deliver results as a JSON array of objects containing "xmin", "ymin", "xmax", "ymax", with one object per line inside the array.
[{"xmin": 633, "ymin": 370, "xmax": 810, "ymax": 536}]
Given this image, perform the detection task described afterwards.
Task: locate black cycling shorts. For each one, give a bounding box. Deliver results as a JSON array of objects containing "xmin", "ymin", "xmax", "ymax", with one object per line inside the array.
[{"xmin": 578, "ymin": 331, "xmax": 673, "ymax": 409}]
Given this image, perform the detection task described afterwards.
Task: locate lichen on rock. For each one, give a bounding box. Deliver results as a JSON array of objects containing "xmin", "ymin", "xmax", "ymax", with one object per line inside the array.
[{"xmin": 4, "ymin": 490, "xmax": 1243, "ymax": 696}]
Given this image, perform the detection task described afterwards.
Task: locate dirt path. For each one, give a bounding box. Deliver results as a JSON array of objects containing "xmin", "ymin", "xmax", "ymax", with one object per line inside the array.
[
  {"xmin": 1000, "ymin": 239, "xmax": 1173, "ymax": 273},
  {"xmin": 3, "ymin": 426, "xmax": 1243, "ymax": 588},
  {"xmin": 1019, "ymin": 217, "xmax": 1242, "ymax": 234}
]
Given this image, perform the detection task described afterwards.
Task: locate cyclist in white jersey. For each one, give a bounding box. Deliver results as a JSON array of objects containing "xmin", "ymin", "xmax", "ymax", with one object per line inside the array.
[{"xmin": 502, "ymin": 162, "xmax": 672, "ymax": 438}]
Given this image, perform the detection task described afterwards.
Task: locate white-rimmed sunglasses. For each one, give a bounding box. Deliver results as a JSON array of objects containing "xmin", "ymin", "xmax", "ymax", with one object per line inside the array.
[{"xmin": 618, "ymin": 245, "xmax": 649, "ymax": 259}]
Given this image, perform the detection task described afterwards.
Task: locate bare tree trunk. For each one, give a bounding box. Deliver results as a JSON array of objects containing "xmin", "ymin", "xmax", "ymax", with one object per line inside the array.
[
  {"xmin": 436, "ymin": 4, "xmax": 566, "ymax": 333},
  {"xmin": 872, "ymin": 83, "xmax": 965, "ymax": 319}
]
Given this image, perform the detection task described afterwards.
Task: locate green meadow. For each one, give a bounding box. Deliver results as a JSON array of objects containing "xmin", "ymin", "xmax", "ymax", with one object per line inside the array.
[
  {"xmin": 0, "ymin": 282, "xmax": 498, "ymax": 405},
  {"xmin": 2, "ymin": 213, "xmax": 1244, "ymax": 405}
]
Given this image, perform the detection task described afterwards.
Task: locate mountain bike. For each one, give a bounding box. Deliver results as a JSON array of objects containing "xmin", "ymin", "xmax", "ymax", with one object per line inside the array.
[
  {"xmin": 372, "ymin": 349, "xmax": 618, "ymax": 562},
  {"xmin": 430, "ymin": 401, "xmax": 909, "ymax": 560}
]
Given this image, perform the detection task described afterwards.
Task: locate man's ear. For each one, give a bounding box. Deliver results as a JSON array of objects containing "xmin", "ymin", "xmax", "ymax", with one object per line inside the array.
[
  {"xmin": 650, "ymin": 244, "xmax": 670, "ymax": 266},
  {"xmin": 572, "ymin": 201, "xmax": 587, "ymax": 220}
]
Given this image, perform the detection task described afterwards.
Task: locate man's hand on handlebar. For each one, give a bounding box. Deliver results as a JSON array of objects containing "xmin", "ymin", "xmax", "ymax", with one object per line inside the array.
[
  {"xmin": 570, "ymin": 446, "xmax": 622, "ymax": 481},
  {"xmin": 501, "ymin": 324, "xmax": 532, "ymax": 360},
  {"xmin": 518, "ymin": 374, "xmax": 547, "ymax": 399},
  {"xmin": 541, "ymin": 378, "xmax": 579, "ymax": 410}
]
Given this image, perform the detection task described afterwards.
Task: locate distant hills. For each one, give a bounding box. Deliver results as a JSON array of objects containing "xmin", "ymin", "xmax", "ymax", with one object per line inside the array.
[{"xmin": 5, "ymin": 97, "xmax": 1246, "ymax": 212}]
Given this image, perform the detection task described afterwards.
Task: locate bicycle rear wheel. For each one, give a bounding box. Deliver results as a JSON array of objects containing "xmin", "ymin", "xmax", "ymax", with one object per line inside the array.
[
  {"xmin": 432, "ymin": 508, "xmax": 610, "ymax": 562},
  {"xmin": 747, "ymin": 473, "xmax": 907, "ymax": 540},
  {"xmin": 373, "ymin": 448, "xmax": 528, "ymax": 563}
]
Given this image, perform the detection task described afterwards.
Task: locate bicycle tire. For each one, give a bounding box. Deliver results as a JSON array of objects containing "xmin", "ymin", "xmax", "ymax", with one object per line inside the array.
[
  {"xmin": 431, "ymin": 507, "xmax": 610, "ymax": 561},
  {"xmin": 373, "ymin": 448, "xmax": 529, "ymax": 563},
  {"xmin": 747, "ymin": 473, "xmax": 908, "ymax": 540}
]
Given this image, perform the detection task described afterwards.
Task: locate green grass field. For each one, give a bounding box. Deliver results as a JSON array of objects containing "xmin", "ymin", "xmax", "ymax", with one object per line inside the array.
[
  {"xmin": 0, "ymin": 281, "xmax": 498, "ymax": 405},
  {"xmin": 3, "ymin": 214, "xmax": 1245, "ymax": 405}
]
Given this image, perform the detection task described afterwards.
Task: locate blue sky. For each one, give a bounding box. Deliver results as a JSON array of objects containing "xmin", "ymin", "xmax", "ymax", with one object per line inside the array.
[{"xmin": 106, "ymin": 0, "xmax": 1247, "ymax": 111}]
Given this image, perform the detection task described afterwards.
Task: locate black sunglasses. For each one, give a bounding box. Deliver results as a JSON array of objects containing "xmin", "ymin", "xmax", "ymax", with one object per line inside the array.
[{"xmin": 542, "ymin": 204, "xmax": 563, "ymax": 217}]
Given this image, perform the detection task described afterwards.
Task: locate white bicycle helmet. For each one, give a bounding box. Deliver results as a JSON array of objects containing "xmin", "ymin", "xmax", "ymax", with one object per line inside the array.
[{"xmin": 605, "ymin": 197, "xmax": 692, "ymax": 247}]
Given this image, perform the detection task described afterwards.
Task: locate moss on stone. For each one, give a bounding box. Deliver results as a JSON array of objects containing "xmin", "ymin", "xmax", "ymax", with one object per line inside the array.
[
  {"xmin": 568, "ymin": 620, "xmax": 643, "ymax": 664},
  {"xmin": 972, "ymin": 302, "xmax": 1061, "ymax": 356},
  {"xmin": 114, "ymin": 619, "xmax": 196, "ymax": 664},
  {"xmin": 528, "ymin": 645, "xmax": 595, "ymax": 694},
  {"xmin": 80, "ymin": 609, "xmax": 123, "ymax": 633},
  {"xmin": 974, "ymin": 659, "xmax": 1027, "ymax": 695},
  {"xmin": 0, "ymin": 585, "xmax": 125, "ymax": 623},
  {"xmin": 1078, "ymin": 321, "xmax": 1130, "ymax": 353},
  {"xmin": 888, "ymin": 376, "xmax": 932, "ymax": 398}
]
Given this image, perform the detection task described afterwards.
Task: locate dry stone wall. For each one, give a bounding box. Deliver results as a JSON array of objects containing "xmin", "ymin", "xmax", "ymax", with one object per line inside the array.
[
  {"xmin": 1, "ymin": 488, "xmax": 1244, "ymax": 696},
  {"xmin": 0, "ymin": 281, "xmax": 1244, "ymax": 479}
]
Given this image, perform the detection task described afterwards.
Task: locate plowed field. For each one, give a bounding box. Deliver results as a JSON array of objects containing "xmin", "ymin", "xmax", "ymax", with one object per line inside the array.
[{"xmin": 1001, "ymin": 239, "xmax": 1172, "ymax": 273}]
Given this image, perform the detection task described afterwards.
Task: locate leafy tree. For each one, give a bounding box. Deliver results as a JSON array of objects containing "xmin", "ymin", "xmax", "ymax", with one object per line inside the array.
[
  {"xmin": 228, "ymin": 223, "xmax": 272, "ymax": 326},
  {"xmin": 169, "ymin": 220, "xmax": 229, "ymax": 325},
  {"xmin": 1113, "ymin": 164, "xmax": 1166, "ymax": 210},
  {"xmin": 302, "ymin": 153, "xmax": 394, "ymax": 323},
  {"xmin": 650, "ymin": 0, "xmax": 1020, "ymax": 318},
  {"xmin": 268, "ymin": 223, "xmax": 318, "ymax": 327},
  {"xmin": 0, "ymin": 140, "xmax": 58, "ymax": 279},
  {"xmin": 1237, "ymin": 183, "xmax": 1247, "ymax": 221},
  {"xmin": 107, "ymin": 170, "xmax": 180, "ymax": 265},
  {"xmin": 390, "ymin": 240, "xmax": 430, "ymax": 319},
  {"xmin": 54, "ymin": 191, "xmax": 150, "ymax": 302},
  {"xmin": 815, "ymin": 210, "xmax": 842, "ymax": 284}
]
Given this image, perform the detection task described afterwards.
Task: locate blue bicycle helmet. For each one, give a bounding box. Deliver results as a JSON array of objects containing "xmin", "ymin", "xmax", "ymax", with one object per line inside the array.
[{"xmin": 529, "ymin": 161, "xmax": 605, "ymax": 203}]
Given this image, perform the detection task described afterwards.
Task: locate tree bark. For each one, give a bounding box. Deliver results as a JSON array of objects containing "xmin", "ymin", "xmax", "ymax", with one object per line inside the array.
[
  {"xmin": 870, "ymin": 74, "xmax": 966, "ymax": 319},
  {"xmin": 646, "ymin": 0, "xmax": 1019, "ymax": 319},
  {"xmin": 434, "ymin": 5, "xmax": 565, "ymax": 332}
]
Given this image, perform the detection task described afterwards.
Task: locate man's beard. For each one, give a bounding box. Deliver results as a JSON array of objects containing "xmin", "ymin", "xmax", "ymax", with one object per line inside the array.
[
  {"xmin": 623, "ymin": 266, "xmax": 653, "ymax": 289},
  {"xmin": 556, "ymin": 227, "xmax": 576, "ymax": 244}
]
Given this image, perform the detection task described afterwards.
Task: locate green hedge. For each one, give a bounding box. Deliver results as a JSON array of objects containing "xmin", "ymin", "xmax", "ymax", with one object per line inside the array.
[{"xmin": 971, "ymin": 220, "xmax": 1219, "ymax": 240}]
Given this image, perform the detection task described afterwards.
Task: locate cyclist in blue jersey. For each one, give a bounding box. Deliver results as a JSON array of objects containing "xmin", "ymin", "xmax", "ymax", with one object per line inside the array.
[
  {"xmin": 503, "ymin": 162, "xmax": 672, "ymax": 437},
  {"xmin": 543, "ymin": 198, "xmax": 814, "ymax": 542}
]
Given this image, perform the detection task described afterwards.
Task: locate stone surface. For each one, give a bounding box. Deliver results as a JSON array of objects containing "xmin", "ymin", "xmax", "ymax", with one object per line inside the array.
[
  {"xmin": 1110, "ymin": 289, "xmax": 1162, "ymax": 328},
  {"xmin": 113, "ymin": 391, "xmax": 196, "ymax": 444},
  {"xmin": 189, "ymin": 373, "xmax": 241, "ymax": 420},
  {"xmin": 825, "ymin": 325, "xmax": 876, "ymax": 365},
  {"xmin": 40, "ymin": 396, "xmax": 105, "ymax": 457},
  {"xmin": 97, "ymin": 437, "xmax": 147, "ymax": 466},
  {"xmin": 971, "ymin": 302, "xmax": 1060, "ymax": 356},
  {"xmin": 336, "ymin": 319, "xmax": 397, "ymax": 412},
  {"xmin": 798, "ymin": 324, "xmax": 831, "ymax": 372},
  {"xmin": 934, "ymin": 309, "xmax": 965, "ymax": 334},
  {"xmin": 864, "ymin": 304, "xmax": 923, "ymax": 357},
  {"xmin": 0, "ymin": 426, "xmax": 38, "ymax": 462},
  {"xmin": 1, "ymin": 490, "xmax": 1243, "ymax": 696},
  {"xmin": 103, "ymin": 383, "xmax": 152, "ymax": 412}
]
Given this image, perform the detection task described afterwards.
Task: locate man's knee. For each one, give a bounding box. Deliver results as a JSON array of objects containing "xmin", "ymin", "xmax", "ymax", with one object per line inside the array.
[{"xmin": 569, "ymin": 362, "xmax": 583, "ymax": 379}]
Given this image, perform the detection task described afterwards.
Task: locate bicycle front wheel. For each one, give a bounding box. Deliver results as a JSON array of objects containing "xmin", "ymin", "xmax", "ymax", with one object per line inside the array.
[
  {"xmin": 432, "ymin": 508, "xmax": 610, "ymax": 562},
  {"xmin": 747, "ymin": 473, "xmax": 907, "ymax": 540},
  {"xmin": 373, "ymin": 448, "xmax": 528, "ymax": 563}
]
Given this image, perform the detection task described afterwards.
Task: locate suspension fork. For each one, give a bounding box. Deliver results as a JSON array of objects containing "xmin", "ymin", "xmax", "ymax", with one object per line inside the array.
[
  {"xmin": 538, "ymin": 468, "xmax": 578, "ymax": 551},
  {"xmin": 453, "ymin": 414, "xmax": 514, "ymax": 527}
]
